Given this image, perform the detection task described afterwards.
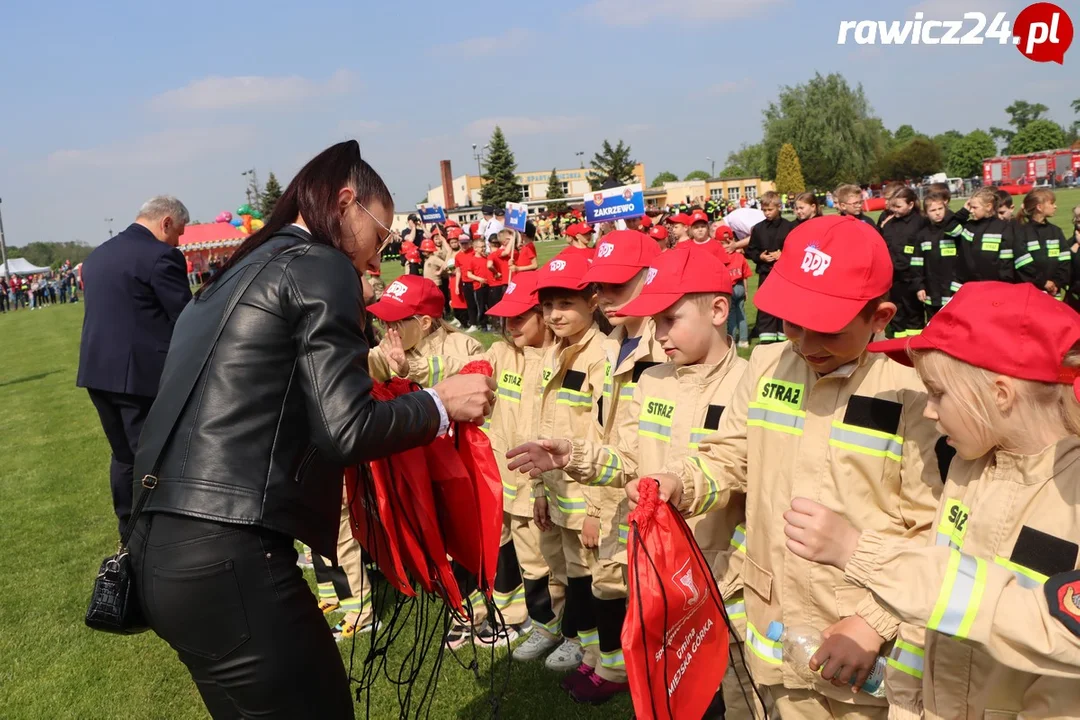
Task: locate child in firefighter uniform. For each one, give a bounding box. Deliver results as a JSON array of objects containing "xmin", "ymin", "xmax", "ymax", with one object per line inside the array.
[
  {"xmin": 637, "ymin": 216, "xmax": 945, "ymax": 719},
  {"xmin": 509, "ymin": 243, "xmax": 764, "ymax": 717},
  {"xmin": 786, "ymin": 281, "xmax": 1080, "ymax": 719},
  {"xmin": 383, "ymin": 273, "xmax": 564, "ymax": 654},
  {"xmin": 365, "ymin": 275, "xmax": 482, "ymax": 382}
]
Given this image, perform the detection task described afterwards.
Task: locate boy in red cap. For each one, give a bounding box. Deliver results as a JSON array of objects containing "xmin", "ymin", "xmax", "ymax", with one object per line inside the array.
[
  {"xmin": 508, "ymin": 244, "xmax": 757, "ymax": 711},
  {"xmin": 365, "ymin": 275, "xmax": 483, "ymax": 382},
  {"xmin": 747, "ymin": 191, "xmax": 794, "ymax": 344},
  {"xmin": 726, "ymin": 248, "xmax": 753, "ymax": 348},
  {"xmin": 563, "ymin": 223, "xmax": 596, "ymax": 258},
  {"xmin": 521, "ymin": 252, "xmax": 613, "ymax": 688},
  {"xmin": 466, "ymin": 236, "xmax": 496, "ymax": 331},
  {"xmin": 666, "ymin": 212, "xmax": 692, "ymax": 245},
  {"xmin": 636, "ymin": 216, "xmax": 945, "ymax": 719},
  {"xmin": 648, "ymin": 225, "xmax": 669, "ymax": 251},
  {"xmin": 688, "ymin": 210, "xmax": 731, "ymax": 261},
  {"xmin": 785, "ymin": 281, "xmax": 1080, "ymax": 720}
]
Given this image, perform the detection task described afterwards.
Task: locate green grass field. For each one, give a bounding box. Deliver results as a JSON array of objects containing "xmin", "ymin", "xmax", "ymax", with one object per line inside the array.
[{"xmin": 2, "ymin": 188, "xmax": 1076, "ymax": 719}]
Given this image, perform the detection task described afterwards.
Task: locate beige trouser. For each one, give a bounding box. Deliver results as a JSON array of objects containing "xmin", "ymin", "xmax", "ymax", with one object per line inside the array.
[
  {"xmin": 315, "ymin": 492, "xmax": 374, "ymax": 627},
  {"xmin": 508, "ymin": 512, "xmax": 564, "ymax": 635},
  {"xmin": 471, "ymin": 514, "xmax": 531, "ymax": 627},
  {"xmin": 770, "ymin": 687, "xmax": 888, "ymax": 720},
  {"xmin": 721, "ymin": 593, "xmax": 773, "ymax": 720}
]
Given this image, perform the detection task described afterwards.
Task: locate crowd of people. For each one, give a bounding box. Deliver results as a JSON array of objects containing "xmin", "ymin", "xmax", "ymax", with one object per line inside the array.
[{"xmin": 0, "ymin": 262, "xmax": 80, "ymax": 313}]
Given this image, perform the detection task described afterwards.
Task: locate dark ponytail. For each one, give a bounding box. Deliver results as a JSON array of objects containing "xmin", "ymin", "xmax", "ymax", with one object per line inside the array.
[{"xmin": 198, "ymin": 140, "xmax": 392, "ymax": 295}]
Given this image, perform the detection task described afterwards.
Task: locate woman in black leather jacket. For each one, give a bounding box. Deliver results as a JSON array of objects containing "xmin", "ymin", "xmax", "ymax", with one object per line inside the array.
[{"xmin": 127, "ymin": 141, "xmax": 495, "ymax": 719}]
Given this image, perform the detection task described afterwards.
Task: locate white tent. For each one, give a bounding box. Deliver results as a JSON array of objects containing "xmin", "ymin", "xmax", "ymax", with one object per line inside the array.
[{"xmin": 0, "ymin": 258, "xmax": 53, "ymax": 277}]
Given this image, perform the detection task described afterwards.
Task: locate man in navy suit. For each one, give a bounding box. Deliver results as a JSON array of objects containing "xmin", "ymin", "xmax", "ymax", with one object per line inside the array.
[{"xmin": 77, "ymin": 196, "xmax": 192, "ymax": 536}]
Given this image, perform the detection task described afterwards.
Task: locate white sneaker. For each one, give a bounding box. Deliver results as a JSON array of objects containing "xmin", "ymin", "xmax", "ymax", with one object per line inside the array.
[
  {"xmin": 450, "ymin": 318, "xmax": 462, "ymax": 327},
  {"xmin": 513, "ymin": 628, "xmax": 561, "ymax": 661},
  {"xmin": 544, "ymin": 637, "xmax": 584, "ymax": 671},
  {"xmin": 737, "ymin": 341, "xmax": 750, "ymax": 349},
  {"xmin": 466, "ymin": 325, "xmax": 478, "ymax": 332},
  {"xmin": 474, "ymin": 619, "xmax": 530, "ymax": 646}
]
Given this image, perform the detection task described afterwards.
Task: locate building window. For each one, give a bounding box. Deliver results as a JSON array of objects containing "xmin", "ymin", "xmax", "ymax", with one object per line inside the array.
[
  {"xmin": 520, "ymin": 185, "xmax": 530, "ymax": 200},
  {"xmin": 710, "ymin": 188, "xmax": 723, "ymax": 200},
  {"xmin": 560, "ymin": 181, "xmax": 570, "ymax": 194},
  {"xmin": 728, "ymin": 187, "xmax": 740, "ymax": 201},
  {"xmin": 744, "ymin": 185, "xmax": 758, "ymax": 200}
]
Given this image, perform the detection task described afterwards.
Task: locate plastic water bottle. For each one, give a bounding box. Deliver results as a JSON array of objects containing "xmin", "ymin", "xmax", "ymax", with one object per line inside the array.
[{"xmin": 766, "ymin": 622, "xmax": 886, "ymax": 698}]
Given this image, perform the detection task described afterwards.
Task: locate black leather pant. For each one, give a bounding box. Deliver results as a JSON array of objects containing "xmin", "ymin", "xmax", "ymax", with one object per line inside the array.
[{"xmin": 130, "ymin": 512, "xmax": 354, "ymax": 719}]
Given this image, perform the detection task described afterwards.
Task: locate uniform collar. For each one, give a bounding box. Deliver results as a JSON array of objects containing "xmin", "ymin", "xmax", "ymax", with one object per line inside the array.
[
  {"xmin": 605, "ymin": 318, "xmax": 661, "ymax": 373},
  {"xmin": 990, "ymin": 436, "xmax": 1080, "ymax": 485},
  {"xmin": 673, "ymin": 339, "xmax": 738, "ymax": 383},
  {"xmin": 553, "ymin": 323, "xmax": 601, "ymax": 366}
]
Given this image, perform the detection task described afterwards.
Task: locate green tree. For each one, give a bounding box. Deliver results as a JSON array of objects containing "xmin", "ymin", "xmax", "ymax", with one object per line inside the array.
[
  {"xmin": 1072, "ymin": 98, "xmax": 1080, "ymax": 134},
  {"xmin": 718, "ymin": 165, "xmax": 748, "ymax": 179},
  {"xmin": 725, "ymin": 143, "xmax": 767, "ymax": 178},
  {"xmin": 878, "ymin": 137, "xmax": 943, "ymax": 180},
  {"xmin": 588, "ymin": 139, "xmax": 637, "ymax": 190},
  {"xmin": 992, "ymin": 100, "xmax": 1052, "ymax": 152},
  {"xmin": 774, "ymin": 143, "xmax": 806, "ymax": 195},
  {"xmin": 893, "ymin": 124, "xmax": 918, "ymax": 147},
  {"xmin": 1009, "ymin": 119, "xmax": 1067, "ymax": 154},
  {"xmin": 545, "ymin": 168, "xmax": 568, "ymax": 214},
  {"xmin": 684, "ymin": 170, "xmax": 710, "ymax": 181},
  {"xmin": 762, "ymin": 73, "xmax": 884, "ymax": 188},
  {"xmin": 945, "ymin": 129, "xmax": 997, "ymax": 178},
  {"xmin": 650, "ymin": 171, "xmax": 678, "ymax": 187},
  {"xmin": 10, "ymin": 241, "xmax": 93, "ymax": 269},
  {"xmin": 260, "ymin": 172, "xmax": 283, "ymax": 218},
  {"xmin": 479, "ymin": 126, "xmax": 522, "ymax": 207},
  {"xmin": 932, "ymin": 130, "xmax": 964, "ymax": 168}
]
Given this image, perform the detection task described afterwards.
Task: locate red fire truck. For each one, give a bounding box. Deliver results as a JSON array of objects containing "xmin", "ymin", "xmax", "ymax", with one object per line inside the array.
[{"xmin": 983, "ymin": 148, "xmax": 1080, "ymax": 187}]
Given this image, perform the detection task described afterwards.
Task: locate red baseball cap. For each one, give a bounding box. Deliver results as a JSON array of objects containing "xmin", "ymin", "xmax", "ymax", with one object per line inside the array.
[
  {"xmin": 617, "ymin": 244, "xmax": 733, "ymax": 317},
  {"xmin": 649, "ymin": 226, "xmax": 669, "ymax": 241},
  {"xmin": 667, "ymin": 213, "xmax": 692, "ymax": 226},
  {"xmin": 367, "ymin": 275, "xmax": 445, "ymax": 322},
  {"xmin": 690, "ymin": 210, "xmax": 709, "ymax": 225},
  {"xmin": 535, "ymin": 251, "xmax": 592, "ymax": 291},
  {"xmin": 753, "ymin": 215, "xmax": 892, "ymax": 334},
  {"xmin": 640, "ymin": 215, "xmax": 654, "ymax": 228},
  {"xmin": 583, "ymin": 229, "xmax": 663, "ymax": 284},
  {"xmin": 487, "ymin": 271, "xmax": 541, "ymax": 317},
  {"xmin": 420, "ymin": 239, "xmax": 437, "ymax": 253},
  {"xmin": 447, "ymin": 227, "xmax": 463, "ymax": 240},
  {"xmin": 469, "ymin": 222, "xmax": 480, "ymax": 236},
  {"xmin": 714, "ymin": 225, "xmax": 735, "ymax": 242},
  {"xmin": 869, "ymin": 281, "xmax": 1080, "ymax": 399},
  {"xmin": 445, "ymin": 219, "xmax": 460, "ymax": 228}
]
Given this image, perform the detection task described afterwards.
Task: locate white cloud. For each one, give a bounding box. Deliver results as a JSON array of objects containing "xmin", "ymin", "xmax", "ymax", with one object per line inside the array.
[
  {"xmin": 464, "ymin": 116, "xmax": 590, "ymax": 137},
  {"xmin": 149, "ymin": 70, "xmax": 354, "ymax": 112},
  {"xmin": 436, "ymin": 28, "xmax": 532, "ymax": 57},
  {"xmin": 46, "ymin": 125, "xmax": 257, "ymax": 170},
  {"xmin": 581, "ymin": 0, "xmax": 783, "ymax": 27}
]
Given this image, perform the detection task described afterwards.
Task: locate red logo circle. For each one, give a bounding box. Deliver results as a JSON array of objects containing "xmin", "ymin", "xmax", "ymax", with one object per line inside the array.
[{"xmin": 1014, "ymin": 3, "xmax": 1073, "ymax": 64}]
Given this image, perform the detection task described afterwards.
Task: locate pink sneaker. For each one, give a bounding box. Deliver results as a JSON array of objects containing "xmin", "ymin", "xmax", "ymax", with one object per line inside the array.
[
  {"xmin": 559, "ymin": 662, "xmax": 595, "ymax": 693},
  {"xmin": 571, "ymin": 671, "xmax": 630, "ymax": 704}
]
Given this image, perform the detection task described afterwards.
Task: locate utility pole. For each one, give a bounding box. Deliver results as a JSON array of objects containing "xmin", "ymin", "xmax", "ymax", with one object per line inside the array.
[
  {"xmin": 575, "ymin": 151, "xmax": 584, "ymax": 168},
  {"xmin": 242, "ymin": 168, "xmax": 261, "ymax": 208},
  {"xmin": 0, "ymin": 198, "xmax": 9, "ymax": 281},
  {"xmin": 706, "ymin": 156, "xmax": 715, "ymax": 177},
  {"xmin": 105, "ymin": 217, "xmax": 114, "ymax": 238}
]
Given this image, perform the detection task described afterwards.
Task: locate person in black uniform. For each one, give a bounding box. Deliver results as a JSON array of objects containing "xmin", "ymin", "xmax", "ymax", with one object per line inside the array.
[
  {"xmin": 914, "ymin": 189, "xmax": 962, "ymax": 320},
  {"xmin": 746, "ymin": 191, "xmax": 794, "ymax": 343},
  {"xmin": 127, "ymin": 141, "xmax": 495, "ymax": 719},
  {"xmin": 950, "ymin": 186, "xmax": 1019, "ymax": 286},
  {"xmin": 879, "ymin": 187, "xmax": 926, "ymax": 338},
  {"xmin": 833, "ymin": 184, "xmax": 878, "ymax": 231},
  {"xmin": 1014, "ymin": 188, "xmax": 1070, "ymax": 296}
]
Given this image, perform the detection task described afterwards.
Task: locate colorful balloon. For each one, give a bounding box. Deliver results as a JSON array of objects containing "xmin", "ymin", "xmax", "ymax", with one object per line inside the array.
[
  {"xmin": 237, "ymin": 204, "xmax": 253, "ymax": 216},
  {"xmin": 242, "ymin": 215, "xmax": 252, "ymax": 233},
  {"xmin": 250, "ymin": 210, "xmax": 263, "ymax": 220},
  {"xmin": 250, "ymin": 218, "xmax": 265, "ymax": 231},
  {"xmin": 230, "ymin": 217, "xmax": 243, "ymax": 227}
]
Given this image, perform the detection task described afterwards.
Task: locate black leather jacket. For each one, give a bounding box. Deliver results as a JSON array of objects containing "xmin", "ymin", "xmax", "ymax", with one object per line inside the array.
[{"xmin": 134, "ymin": 228, "xmax": 439, "ymax": 558}]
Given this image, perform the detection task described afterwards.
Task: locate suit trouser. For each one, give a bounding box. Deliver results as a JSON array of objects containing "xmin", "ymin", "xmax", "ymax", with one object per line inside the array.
[
  {"xmin": 312, "ymin": 492, "xmax": 374, "ymax": 626},
  {"xmin": 770, "ymin": 687, "xmax": 886, "ymax": 719},
  {"xmin": 509, "ymin": 512, "xmax": 564, "ymax": 637},
  {"xmin": 87, "ymin": 389, "xmax": 154, "ymax": 537},
  {"xmin": 131, "ymin": 512, "xmax": 353, "ymax": 720},
  {"xmin": 753, "ymin": 310, "xmax": 785, "ymax": 344},
  {"xmin": 464, "ymin": 285, "xmax": 478, "ymax": 328},
  {"xmin": 888, "ymin": 280, "xmax": 925, "ymax": 338}
]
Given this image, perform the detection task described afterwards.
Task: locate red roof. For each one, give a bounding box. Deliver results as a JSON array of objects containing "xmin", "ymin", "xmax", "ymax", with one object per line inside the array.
[{"xmin": 180, "ymin": 222, "xmax": 246, "ymax": 246}]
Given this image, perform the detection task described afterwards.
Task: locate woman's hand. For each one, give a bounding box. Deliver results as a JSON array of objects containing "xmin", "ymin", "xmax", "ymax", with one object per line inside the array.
[
  {"xmin": 379, "ymin": 328, "xmax": 409, "ymax": 377},
  {"xmin": 582, "ymin": 516, "xmax": 600, "ymax": 548},
  {"xmin": 810, "ymin": 616, "xmax": 886, "ymax": 692},
  {"xmin": 783, "ymin": 497, "xmax": 861, "ymax": 570},
  {"xmin": 505, "ymin": 440, "xmax": 572, "ymax": 477},
  {"xmin": 533, "ymin": 496, "xmax": 552, "ymax": 532},
  {"xmin": 432, "ymin": 374, "xmax": 496, "ymax": 424}
]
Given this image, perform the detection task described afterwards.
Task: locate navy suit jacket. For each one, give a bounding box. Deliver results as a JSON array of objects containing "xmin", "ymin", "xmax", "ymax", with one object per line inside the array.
[{"xmin": 77, "ymin": 223, "xmax": 193, "ymax": 398}]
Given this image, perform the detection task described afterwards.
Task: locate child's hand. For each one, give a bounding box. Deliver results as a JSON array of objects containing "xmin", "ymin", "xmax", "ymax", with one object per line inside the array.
[
  {"xmin": 1046, "ymin": 280, "xmax": 1059, "ymax": 295},
  {"xmin": 810, "ymin": 616, "xmax": 886, "ymax": 692},
  {"xmin": 626, "ymin": 474, "xmax": 682, "ymax": 509},
  {"xmin": 506, "ymin": 440, "xmax": 572, "ymax": 477},
  {"xmin": 916, "ymin": 289, "xmax": 928, "ymax": 303},
  {"xmin": 380, "ymin": 328, "xmax": 410, "ymax": 377},
  {"xmin": 582, "ymin": 516, "xmax": 600, "ymax": 548},
  {"xmin": 533, "ymin": 496, "xmax": 552, "ymax": 532},
  {"xmin": 783, "ymin": 497, "xmax": 861, "ymax": 570}
]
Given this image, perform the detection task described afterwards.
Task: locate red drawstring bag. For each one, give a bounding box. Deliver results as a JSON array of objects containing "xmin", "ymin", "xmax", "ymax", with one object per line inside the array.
[
  {"xmin": 622, "ymin": 478, "xmax": 730, "ymax": 720},
  {"xmin": 365, "ymin": 378, "xmax": 464, "ymax": 610},
  {"xmin": 425, "ymin": 361, "xmax": 503, "ymax": 595},
  {"xmin": 344, "ymin": 464, "xmax": 413, "ymax": 597}
]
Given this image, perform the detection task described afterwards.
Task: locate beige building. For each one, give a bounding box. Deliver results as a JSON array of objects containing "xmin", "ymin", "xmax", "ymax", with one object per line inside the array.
[
  {"xmin": 651, "ymin": 176, "xmax": 776, "ymax": 207},
  {"xmin": 424, "ymin": 164, "xmax": 648, "ymax": 209}
]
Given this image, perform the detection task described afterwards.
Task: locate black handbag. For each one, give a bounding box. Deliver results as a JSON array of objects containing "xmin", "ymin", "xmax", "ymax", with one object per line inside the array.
[{"xmin": 85, "ymin": 251, "xmax": 278, "ymax": 634}]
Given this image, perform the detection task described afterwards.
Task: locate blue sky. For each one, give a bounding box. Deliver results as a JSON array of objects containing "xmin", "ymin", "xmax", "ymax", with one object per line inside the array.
[{"xmin": 0, "ymin": 0, "xmax": 1076, "ymax": 246}]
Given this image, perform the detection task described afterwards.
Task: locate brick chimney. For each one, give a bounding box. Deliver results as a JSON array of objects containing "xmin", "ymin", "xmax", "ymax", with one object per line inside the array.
[{"xmin": 440, "ymin": 160, "xmax": 456, "ymax": 209}]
